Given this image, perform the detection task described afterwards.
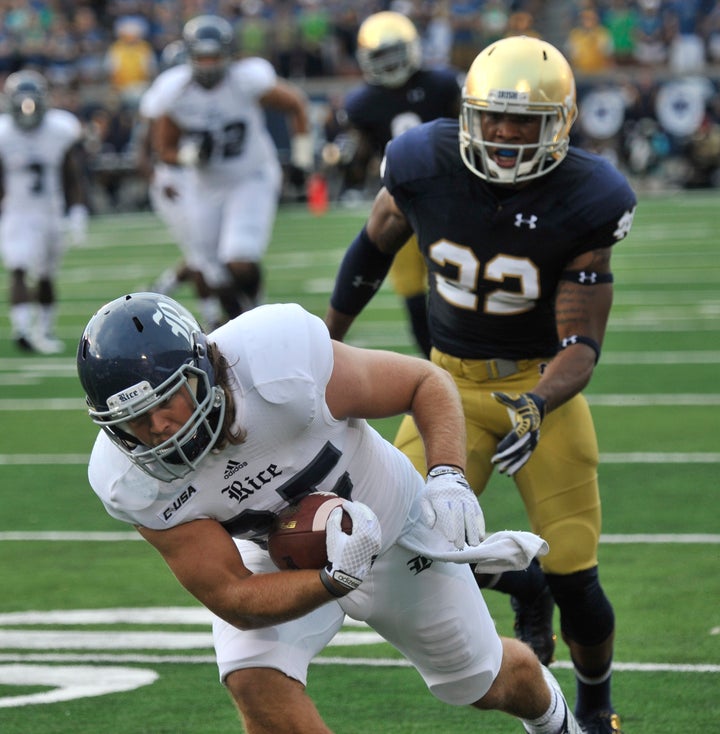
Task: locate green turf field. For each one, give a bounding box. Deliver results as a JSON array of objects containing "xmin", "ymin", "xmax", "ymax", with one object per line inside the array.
[{"xmin": 0, "ymin": 192, "xmax": 718, "ymax": 733}]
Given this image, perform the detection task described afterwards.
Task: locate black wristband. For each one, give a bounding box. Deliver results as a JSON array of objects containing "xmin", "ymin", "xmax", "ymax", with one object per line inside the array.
[
  {"xmin": 330, "ymin": 226, "xmax": 394, "ymax": 315},
  {"xmin": 560, "ymin": 269, "xmax": 614, "ymax": 285},
  {"xmin": 559, "ymin": 335, "xmax": 601, "ymax": 364},
  {"xmin": 319, "ymin": 567, "xmax": 347, "ymax": 598}
]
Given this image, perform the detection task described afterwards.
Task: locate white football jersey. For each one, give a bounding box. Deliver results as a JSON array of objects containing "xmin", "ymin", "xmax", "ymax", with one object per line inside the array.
[
  {"xmin": 0, "ymin": 108, "xmax": 82, "ymax": 217},
  {"xmin": 147, "ymin": 59, "xmax": 280, "ymax": 186},
  {"xmin": 88, "ymin": 304, "xmax": 419, "ymax": 551}
]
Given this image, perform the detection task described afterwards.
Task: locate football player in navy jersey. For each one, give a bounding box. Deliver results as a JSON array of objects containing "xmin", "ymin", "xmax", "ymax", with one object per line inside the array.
[
  {"xmin": 325, "ymin": 36, "xmax": 635, "ymax": 734},
  {"xmin": 339, "ymin": 11, "xmax": 462, "ymax": 357}
]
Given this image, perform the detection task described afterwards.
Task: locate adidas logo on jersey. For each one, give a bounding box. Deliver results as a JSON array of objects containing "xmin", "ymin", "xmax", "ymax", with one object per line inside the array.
[{"xmin": 224, "ymin": 459, "xmax": 247, "ymax": 479}]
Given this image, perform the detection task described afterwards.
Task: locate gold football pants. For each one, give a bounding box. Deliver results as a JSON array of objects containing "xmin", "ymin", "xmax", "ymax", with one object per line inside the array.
[
  {"xmin": 394, "ymin": 349, "xmax": 602, "ymax": 575},
  {"xmin": 388, "ymin": 235, "xmax": 427, "ymax": 298}
]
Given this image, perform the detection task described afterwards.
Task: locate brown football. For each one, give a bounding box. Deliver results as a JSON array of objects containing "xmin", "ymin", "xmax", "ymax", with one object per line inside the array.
[{"xmin": 268, "ymin": 492, "xmax": 352, "ymax": 570}]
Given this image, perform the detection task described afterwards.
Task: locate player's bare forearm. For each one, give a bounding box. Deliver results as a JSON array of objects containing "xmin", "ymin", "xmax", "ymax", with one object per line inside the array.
[
  {"xmin": 153, "ymin": 115, "xmax": 182, "ymax": 165},
  {"xmin": 534, "ymin": 247, "xmax": 613, "ymax": 412},
  {"xmin": 201, "ymin": 569, "xmax": 338, "ymax": 630},
  {"xmin": 137, "ymin": 521, "xmax": 335, "ymax": 630},
  {"xmin": 324, "ymin": 306, "xmax": 356, "ymax": 341},
  {"xmin": 366, "ymin": 187, "xmax": 413, "ymax": 255}
]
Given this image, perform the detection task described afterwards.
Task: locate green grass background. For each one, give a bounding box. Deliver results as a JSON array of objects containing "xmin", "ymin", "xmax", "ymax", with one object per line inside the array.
[{"xmin": 0, "ymin": 191, "xmax": 718, "ymax": 732}]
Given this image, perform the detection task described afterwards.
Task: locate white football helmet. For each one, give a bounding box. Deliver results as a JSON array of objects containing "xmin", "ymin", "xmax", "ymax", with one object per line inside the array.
[
  {"xmin": 459, "ymin": 36, "xmax": 578, "ymax": 185},
  {"xmin": 356, "ymin": 11, "xmax": 422, "ymax": 88}
]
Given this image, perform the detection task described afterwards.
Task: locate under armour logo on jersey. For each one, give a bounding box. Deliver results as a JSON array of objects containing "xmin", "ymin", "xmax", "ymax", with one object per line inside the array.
[
  {"xmin": 406, "ymin": 555, "xmax": 433, "ymax": 575},
  {"xmin": 514, "ymin": 213, "xmax": 538, "ymax": 229}
]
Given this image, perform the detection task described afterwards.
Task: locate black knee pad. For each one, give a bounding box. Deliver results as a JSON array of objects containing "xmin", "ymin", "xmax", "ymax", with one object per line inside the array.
[
  {"xmin": 475, "ymin": 556, "xmax": 548, "ymax": 601},
  {"xmin": 545, "ymin": 566, "xmax": 615, "ymax": 646}
]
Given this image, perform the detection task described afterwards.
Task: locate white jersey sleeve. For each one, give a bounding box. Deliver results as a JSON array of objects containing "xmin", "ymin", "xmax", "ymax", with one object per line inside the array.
[
  {"xmin": 227, "ymin": 57, "xmax": 277, "ymax": 100},
  {"xmin": 46, "ymin": 108, "xmax": 83, "ymax": 144},
  {"xmin": 139, "ymin": 65, "xmax": 190, "ymax": 119},
  {"xmin": 212, "ymin": 302, "xmax": 332, "ymax": 408}
]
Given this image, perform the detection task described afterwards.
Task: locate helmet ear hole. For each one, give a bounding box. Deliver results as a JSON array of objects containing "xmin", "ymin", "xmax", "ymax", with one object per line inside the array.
[{"xmin": 194, "ymin": 336, "xmax": 206, "ymax": 360}]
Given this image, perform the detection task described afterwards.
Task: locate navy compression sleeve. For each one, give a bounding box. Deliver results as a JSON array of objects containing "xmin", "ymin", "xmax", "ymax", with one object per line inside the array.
[{"xmin": 330, "ymin": 226, "xmax": 394, "ymax": 315}]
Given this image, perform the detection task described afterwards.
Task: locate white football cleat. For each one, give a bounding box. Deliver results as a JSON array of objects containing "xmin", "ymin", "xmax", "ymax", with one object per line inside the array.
[{"xmin": 32, "ymin": 334, "xmax": 66, "ymax": 355}]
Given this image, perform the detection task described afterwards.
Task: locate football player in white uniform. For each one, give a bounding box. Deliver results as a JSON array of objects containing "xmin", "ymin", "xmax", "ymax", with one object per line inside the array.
[
  {"xmin": 149, "ymin": 15, "xmax": 313, "ymax": 324},
  {"xmin": 77, "ymin": 291, "xmax": 583, "ymax": 734},
  {"xmin": 0, "ymin": 70, "xmax": 88, "ymax": 354},
  {"xmin": 137, "ymin": 39, "xmax": 223, "ymax": 329}
]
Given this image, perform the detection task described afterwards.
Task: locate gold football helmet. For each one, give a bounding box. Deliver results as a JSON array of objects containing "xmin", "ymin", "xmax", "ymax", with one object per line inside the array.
[
  {"xmin": 356, "ymin": 11, "xmax": 422, "ymax": 88},
  {"xmin": 459, "ymin": 36, "xmax": 578, "ymax": 184}
]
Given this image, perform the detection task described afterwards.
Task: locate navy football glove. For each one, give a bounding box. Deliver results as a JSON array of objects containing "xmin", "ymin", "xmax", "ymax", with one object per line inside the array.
[{"xmin": 491, "ymin": 392, "xmax": 546, "ymax": 476}]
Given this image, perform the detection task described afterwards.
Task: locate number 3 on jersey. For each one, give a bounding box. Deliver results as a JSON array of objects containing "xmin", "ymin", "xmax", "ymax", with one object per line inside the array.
[{"xmin": 429, "ymin": 240, "xmax": 540, "ymax": 315}]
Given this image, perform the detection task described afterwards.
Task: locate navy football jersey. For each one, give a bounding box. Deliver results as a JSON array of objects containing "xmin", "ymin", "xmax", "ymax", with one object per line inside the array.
[
  {"xmin": 383, "ymin": 119, "xmax": 637, "ymax": 359},
  {"xmin": 344, "ymin": 68, "xmax": 461, "ymax": 154}
]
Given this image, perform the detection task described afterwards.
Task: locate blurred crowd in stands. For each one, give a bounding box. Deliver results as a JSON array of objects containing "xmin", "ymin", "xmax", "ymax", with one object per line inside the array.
[{"xmin": 1, "ymin": 0, "xmax": 719, "ymax": 210}]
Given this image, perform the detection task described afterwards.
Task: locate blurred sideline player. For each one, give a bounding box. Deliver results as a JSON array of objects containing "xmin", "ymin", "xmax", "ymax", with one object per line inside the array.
[
  {"xmin": 0, "ymin": 69, "xmax": 88, "ymax": 354},
  {"xmin": 137, "ymin": 39, "xmax": 223, "ymax": 329},
  {"xmin": 325, "ymin": 36, "xmax": 636, "ymax": 734},
  {"xmin": 150, "ymin": 14, "xmax": 313, "ymax": 323},
  {"xmin": 337, "ymin": 11, "xmax": 462, "ymax": 356}
]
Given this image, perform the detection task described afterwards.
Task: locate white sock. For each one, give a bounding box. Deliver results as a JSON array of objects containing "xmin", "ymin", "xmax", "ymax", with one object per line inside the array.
[
  {"xmin": 522, "ymin": 667, "xmax": 570, "ymax": 734},
  {"xmin": 10, "ymin": 303, "xmax": 34, "ymax": 337},
  {"xmin": 38, "ymin": 304, "xmax": 56, "ymax": 337}
]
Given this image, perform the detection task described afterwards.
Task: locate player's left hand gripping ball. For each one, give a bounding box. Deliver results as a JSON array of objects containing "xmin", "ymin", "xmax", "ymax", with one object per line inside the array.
[
  {"xmin": 322, "ymin": 500, "xmax": 381, "ymax": 595},
  {"xmin": 421, "ymin": 466, "xmax": 485, "ymax": 549},
  {"xmin": 491, "ymin": 392, "xmax": 546, "ymax": 476}
]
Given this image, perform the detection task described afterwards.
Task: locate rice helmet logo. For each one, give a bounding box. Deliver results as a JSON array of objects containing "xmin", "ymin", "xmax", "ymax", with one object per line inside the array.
[{"xmin": 153, "ymin": 301, "xmax": 197, "ymax": 343}]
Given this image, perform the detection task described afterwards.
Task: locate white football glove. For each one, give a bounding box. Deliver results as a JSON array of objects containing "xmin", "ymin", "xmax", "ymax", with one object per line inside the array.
[
  {"xmin": 421, "ymin": 466, "xmax": 485, "ymax": 549},
  {"xmin": 321, "ymin": 500, "xmax": 381, "ymax": 596},
  {"xmin": 177, "ymin": 136, "xmax": 212, "ymax": 167},
  {"xmin": 290, "ymin": 132, "xmax": 314, "ymax": 171},
  {"xmin": 491, "ymin": 392, "xmax": 546, "ymax": 476},
  {"xmin": 177, "ymin": 140, "xmax": 200, "ymax": 167},
  {"xmin": 67, "ymin": 204, "xmax": 88, "ymax": 245}
]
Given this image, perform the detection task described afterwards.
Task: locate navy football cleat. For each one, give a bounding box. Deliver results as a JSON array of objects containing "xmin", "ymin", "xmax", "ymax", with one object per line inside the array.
[
  {"xmin": 578, "ymin": 710, "xmax": 623, "ymax": 734},
  {"xmin": 511, "ymin": 586, "xmax": 556, "ymax": 665}
]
